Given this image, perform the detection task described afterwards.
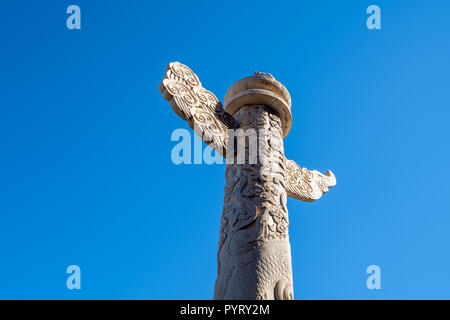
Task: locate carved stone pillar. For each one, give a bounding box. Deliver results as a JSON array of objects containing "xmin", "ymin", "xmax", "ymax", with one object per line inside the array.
[
  {"xmin": 214, "ymin": 104, "xmax": 294, "ymax": 300},
  {"xmin": 159, "ymin": 62, "xmax": 336, "ymax": 300},
  {"xmin": 213, "ymin": 73, "xmax": 295, "ymax": 300}
]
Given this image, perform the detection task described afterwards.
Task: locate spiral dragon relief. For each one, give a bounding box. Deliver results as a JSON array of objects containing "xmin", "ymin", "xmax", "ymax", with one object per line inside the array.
[{"xmin": 214, "ymin": 106, "xmax": 294, "ymax": 300}]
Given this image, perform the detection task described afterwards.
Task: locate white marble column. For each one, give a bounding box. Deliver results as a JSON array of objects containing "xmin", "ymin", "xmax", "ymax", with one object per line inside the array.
[
  {"xmin": 214, "ymin": 104, "xmax": 294, "ymax": 300},
  {"xmin": 159, "ymin": 62, "xmax": 336, "ymax": 301}
]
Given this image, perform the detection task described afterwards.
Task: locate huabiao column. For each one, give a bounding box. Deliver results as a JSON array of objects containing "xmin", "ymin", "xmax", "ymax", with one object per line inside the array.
[
  {"xmin": 159, "ymin": 62, "xmax": 336, "ymax": 301},
  {"xmin": 214, "ymin": 73, "xmax": 294, "ymax": 300}
]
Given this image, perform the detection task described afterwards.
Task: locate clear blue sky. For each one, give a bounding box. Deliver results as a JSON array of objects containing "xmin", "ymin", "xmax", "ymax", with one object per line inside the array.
[{"xmin": 1, "ymin": 0, "xmax": 449, "ymax": 299}]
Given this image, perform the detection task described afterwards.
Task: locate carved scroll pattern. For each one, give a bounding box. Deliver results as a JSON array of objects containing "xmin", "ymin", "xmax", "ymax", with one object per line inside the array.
[
  {"xmin": 284, "ymin": 158, "xmax": 337, "ymax": 202},
  {"xmin": 159, "ymin": 61, "xmax": 335, "ymax": 202},
  {"xmin": 159, "ymin": 62, "xmax": 238, "ymax": 156},
  {"xmin": 214, "ymin": 106, "xmax": 293, "ymax": 300}
]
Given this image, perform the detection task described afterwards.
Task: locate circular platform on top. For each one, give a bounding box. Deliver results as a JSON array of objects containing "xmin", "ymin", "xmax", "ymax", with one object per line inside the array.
[{"xmin": 224, "ymin": 72, "xmax": 292, "ymax": 138}]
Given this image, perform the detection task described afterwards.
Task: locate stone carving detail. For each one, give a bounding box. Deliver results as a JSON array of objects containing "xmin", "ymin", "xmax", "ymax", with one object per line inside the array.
[
  {"xmin": 158, "ymin": 62, "xmax": 337, "ymax": 300},
  {"xmin": 159, "ymin": 62, "xmax": 238, "ymax": 156},
  {"xmin": 284, "ymin": 159, "xmax": 337, "ymax": 202},
  {"xmin": 159, "ymin": 62, "xmax": 335, "ymax": 203},
  {"xmin": 214, "ymin": 106, "xmax": 293, "ymax": 300}
]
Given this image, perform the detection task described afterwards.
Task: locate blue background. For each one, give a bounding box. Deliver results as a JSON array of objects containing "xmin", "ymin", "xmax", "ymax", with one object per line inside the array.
[{"xmin": 1, "ymin": 0, "xmax": 449, "ymax": 299}]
